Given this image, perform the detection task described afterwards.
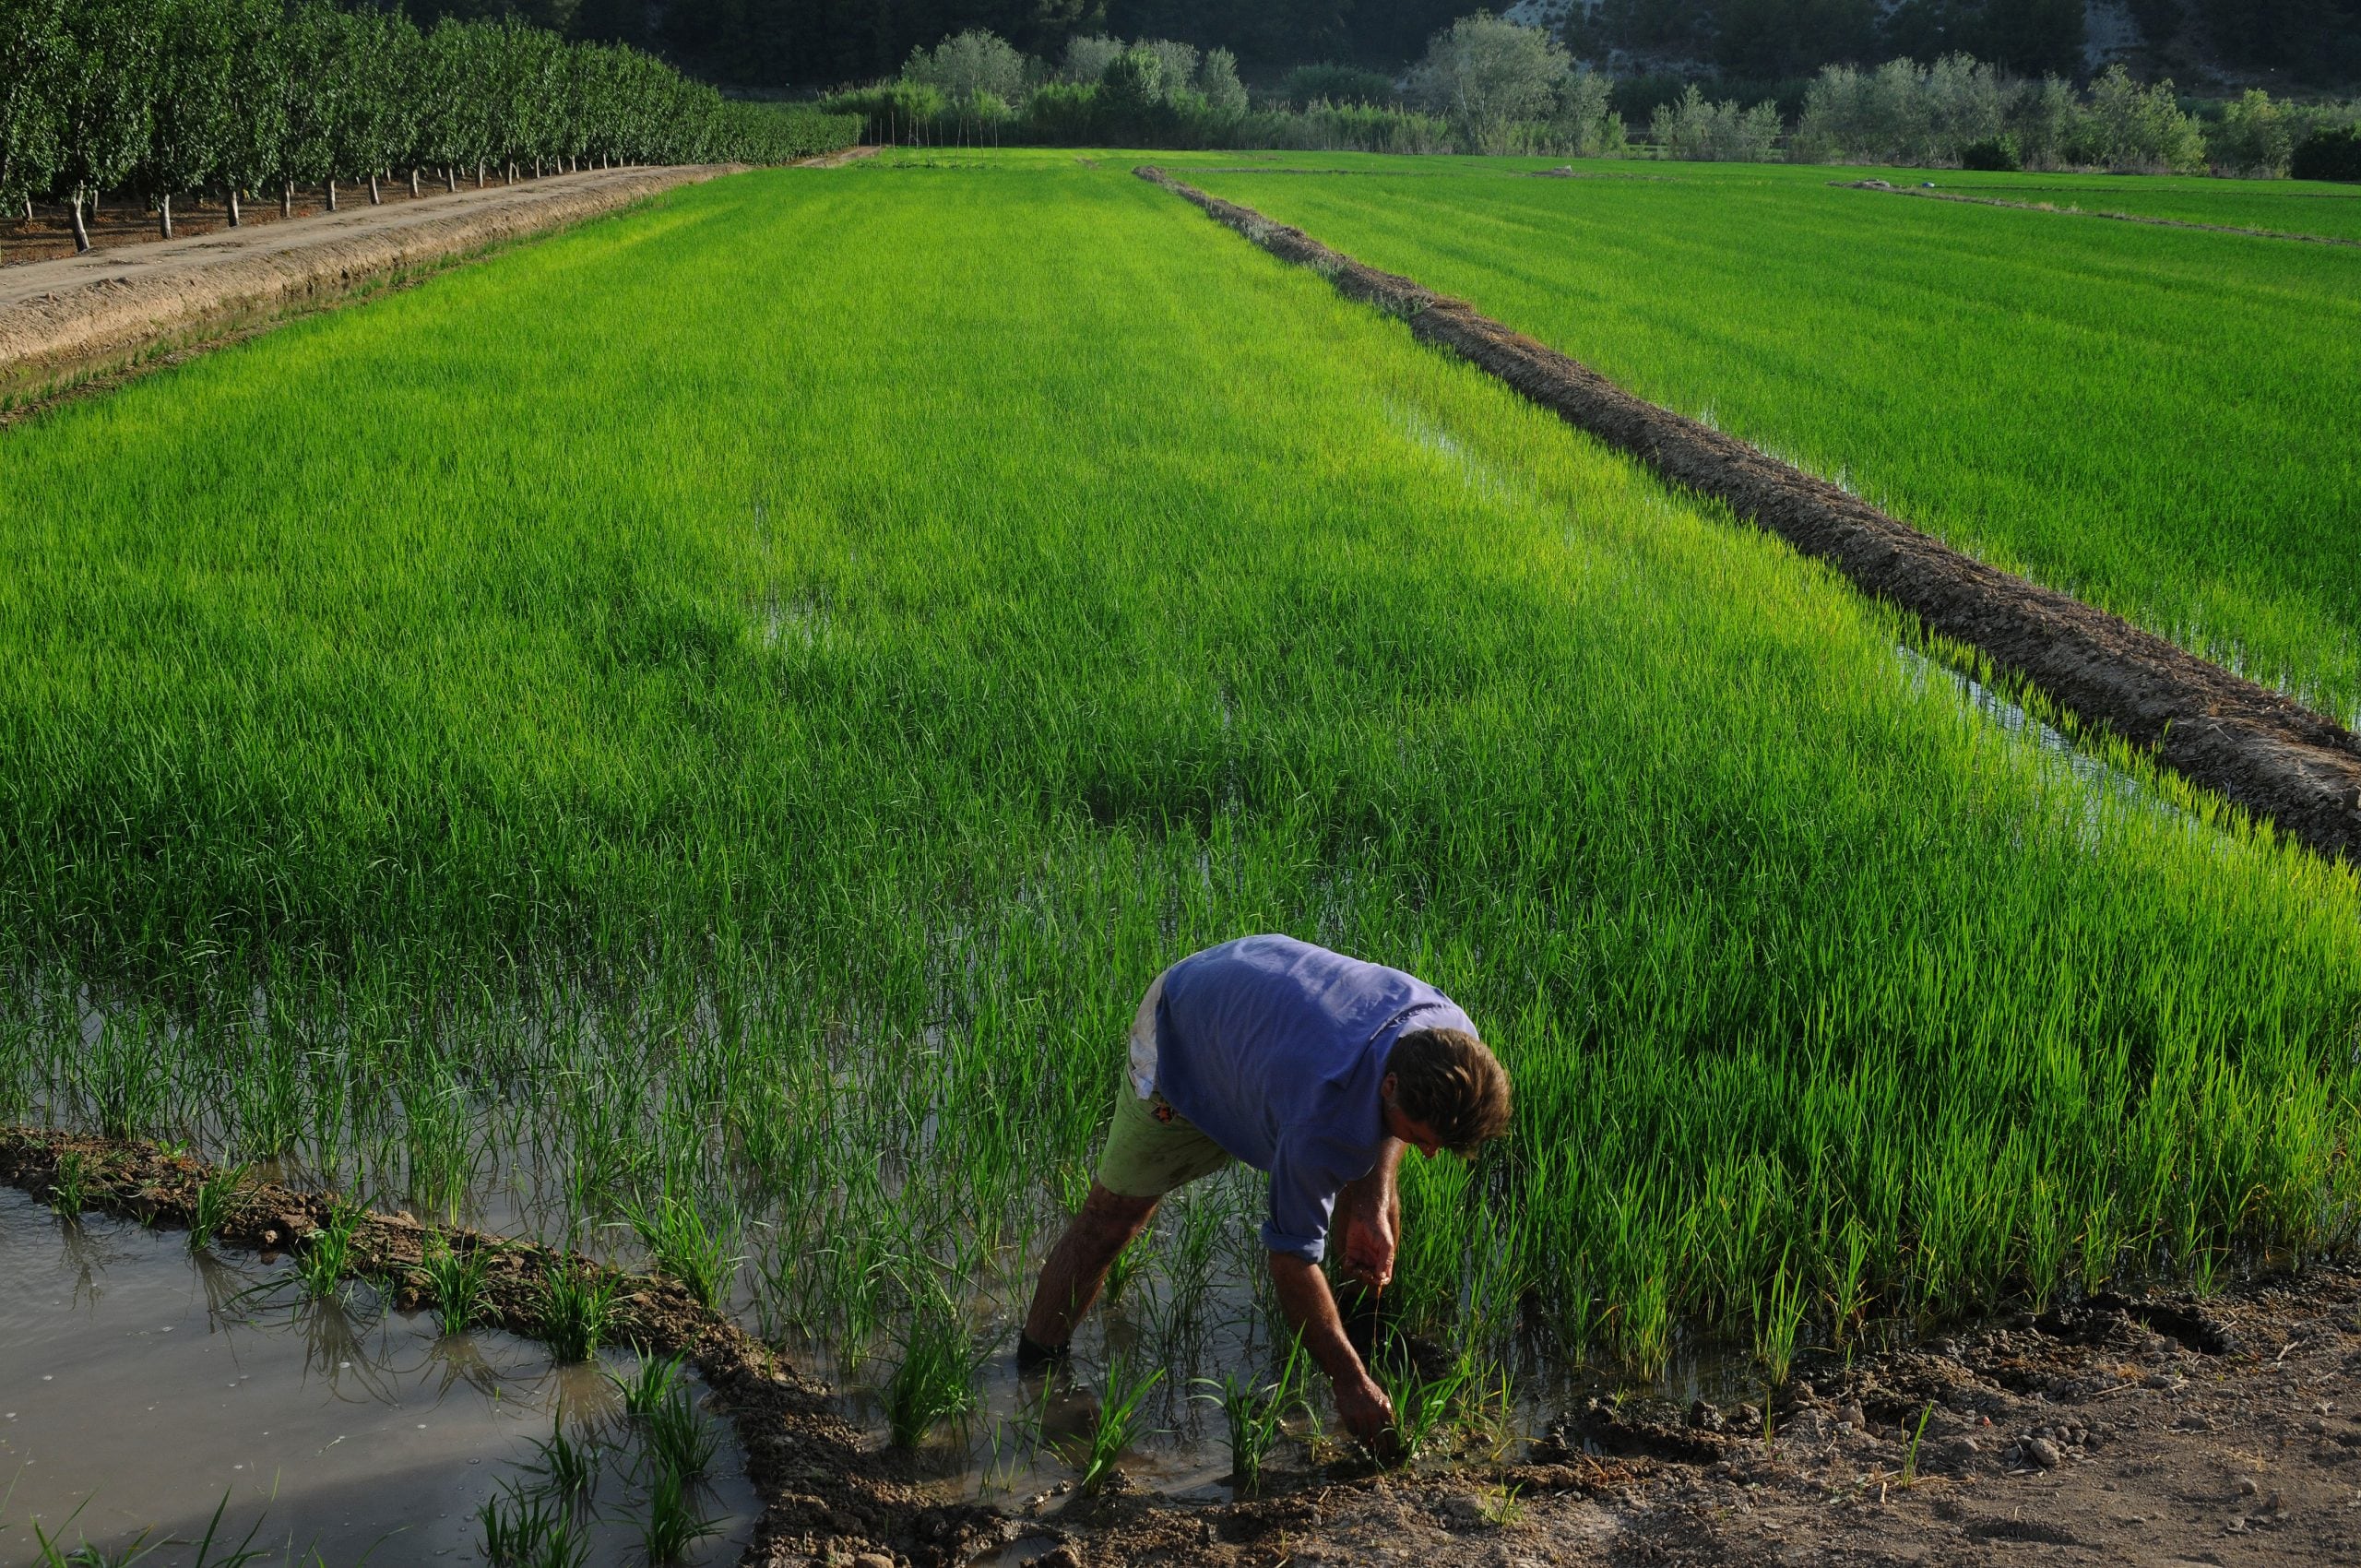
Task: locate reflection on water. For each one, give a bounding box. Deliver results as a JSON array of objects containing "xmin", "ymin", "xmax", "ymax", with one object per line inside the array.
[{"xmin": 0, "ymin": 1187, "xmax": 756, "ymax": 1566}]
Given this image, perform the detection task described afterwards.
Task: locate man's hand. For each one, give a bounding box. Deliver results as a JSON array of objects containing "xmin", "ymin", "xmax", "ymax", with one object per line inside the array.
[
  {"xmin": 1334, "ymin": 1369, "xmax": 1399, "ymax": 1452},
  {"xmin": 1337, "ymin": 1203, "xmax": 1395, "ymax": 1291}
]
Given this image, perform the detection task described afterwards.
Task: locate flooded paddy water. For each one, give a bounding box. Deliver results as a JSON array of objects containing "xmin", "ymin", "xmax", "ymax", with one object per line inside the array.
[{"xmin": 0, "ymin": 1186, "xmax": 757, "ymax": 1565}]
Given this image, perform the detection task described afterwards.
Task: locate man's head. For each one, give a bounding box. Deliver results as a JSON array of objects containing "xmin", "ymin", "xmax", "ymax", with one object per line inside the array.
[{"xmin": 1380, "ymin": 1028, "xmax": 1511, "ymax": 1158}]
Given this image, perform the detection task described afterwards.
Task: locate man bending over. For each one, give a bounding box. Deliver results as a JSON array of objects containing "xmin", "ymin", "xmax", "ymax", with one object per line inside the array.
[{"xmin": 1018, "ymin": 933, "xmax": 1512, "ymax": 1444}]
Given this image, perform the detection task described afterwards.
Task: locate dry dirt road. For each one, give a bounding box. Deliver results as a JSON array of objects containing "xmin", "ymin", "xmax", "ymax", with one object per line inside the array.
[{"xmin": 0, "ymin": 163, "xmax": 738, "ymax": 398}]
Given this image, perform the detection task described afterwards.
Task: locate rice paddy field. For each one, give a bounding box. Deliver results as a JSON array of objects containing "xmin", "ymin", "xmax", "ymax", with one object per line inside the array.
[
  {"xmin": 1180, "ymin": 153, "xmax": 2361, "ymax": 729},
  {"xmin": 4, "ymin": 155, "xmax": 2361, "ymax": 1496}
]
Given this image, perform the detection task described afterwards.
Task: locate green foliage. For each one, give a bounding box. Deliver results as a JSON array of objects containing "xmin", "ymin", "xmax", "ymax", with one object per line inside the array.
[
  {"xmin": 642, "ymin": 1386, "xmax": 720, "ymax": 1479},
  {"xmin": 1958, "ymin": 132, "xmax": 2021, "ymax": 170},
  {"xmin": 1282, "ymin": 63, "xmax": 1400, "ymax": 109},
  {"xmin": 626, "ymin": 1194, "xmax": 740, "ymax": 1311},
  {"xmin": 539, "ymin": 1266, "xmax": 617, "ymax": 1363},
  {"xmin": 1194, "ymin": 1337, "xmax": 1310, "ymax": 1490},
  {"xmin": 522, "ymin": 1413, "xmax": 600, "ymax": 1502},
  {"xmin": 609, "ymin": 1349, "xmax": 686, "ymax": 1415},
  {"xmin": 636, "ymin": 1467, "xmax": 717, "ymax": 1563},
  {"xmin": 2208, "ymin": 88, "xmax": 2295, "ymax": 176},
  {"xmin": 421, "ymin": 1233, "xmax": 493, "ymax": 1334},
  {"xmin": 295, "ymin": 1198, "xmax": 362, "ymax": 1300},
  {"xmin": 1077, "ymin": 1358, "xmax": 1163, "ymax": 1492},
  {"xmin": 477, "ymin": 1480, "xmax": 587, "ymax": 1568},
  {"xmin": 2293, "ymin": 123, "xmax": 2361, "ymax": 182},
  {"xmin": 188, "ymin": 1160, "xmax": 249, "ymax": 1250},
  {"xmin": 881, "ymin": 1283, "xmax": 980, "ymax": 1446}
]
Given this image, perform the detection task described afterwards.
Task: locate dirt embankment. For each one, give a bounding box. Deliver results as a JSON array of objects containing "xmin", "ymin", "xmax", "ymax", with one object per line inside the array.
[
  {"xmin": 0, "ymin": 165, "xmax": 739, "ymax": 400},
  {"xmin": 1836, "ymin": 177, "xmax": 2361, "ymax": 247},
  {"xmin": 12, "ymin": 1126, "xmax": 2361, "ymax": 1567},
  {"xmin": 1137, "ymin": 167, "xmax": 2361, "ymax": 866}
]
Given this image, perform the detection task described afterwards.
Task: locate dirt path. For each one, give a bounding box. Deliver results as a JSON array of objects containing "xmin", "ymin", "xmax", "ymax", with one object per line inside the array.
[
  {"xmin": 0, "ymin": 164, "xmax": 740, "ymax": 399},
  {"xmin": 10, "ymin": 1125, "xmax": 2359, "ymax": 1567},
  {"xmin": 1137, "ymin": 167, "xmax": 2361, "ymax": 868},
  {"xmin": 1834, "ymin": 177, "xmax": 2361, "ymax": 247}
]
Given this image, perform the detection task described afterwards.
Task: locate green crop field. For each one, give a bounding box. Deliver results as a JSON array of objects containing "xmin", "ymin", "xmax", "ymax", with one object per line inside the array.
[
  {"xmin": 1185, "ymin": 156, "xmax": 2361, "ymax": 733},
  {"xmin": 4, "ymin": 160, "xmax": 2359, "ymax": 1442}
]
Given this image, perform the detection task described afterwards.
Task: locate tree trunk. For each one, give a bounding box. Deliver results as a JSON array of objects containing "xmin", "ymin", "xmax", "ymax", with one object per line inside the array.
[
  {"xmin": 504, "ymin": 161, "xmax": 515, "ymax": 184},
  {"xmin": 282, "ymin": 180, "xmax": 293, "ymax": 219},
  {"xmin": 476, "ymin": 161, "xmax": 485, "ymax": 187},
  {"xmin": 445, "ymin": 166, "xmax": 457, "ymax": 193},
  {"xmin": 226, "ymin": 186, "xmax": 240, "ymax": 226},
  {"xmin": 158, "ymin": 191, "xmax": 172, "ymax": 240},
  {"xmin": 69, "ymin": 186, "xmax": 90, "ymax": 253},
  {"xmin": 326, "ymin": 178, "xmax": 337, "ymax": 211},
  {"xmin": 368, "ymin": 172, "xmax": 381, "ymax": 205},
  {"xmin": 409, "ymin": 167, "xmax": 420, "ymax": 198}
]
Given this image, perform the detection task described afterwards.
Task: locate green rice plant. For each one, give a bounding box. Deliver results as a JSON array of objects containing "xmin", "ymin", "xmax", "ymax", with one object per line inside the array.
[
  {"xmin": 881, "ymin": 1288, "xmax": 980, "ymax": 1447},
  {"xmin": 523, "ymin": 1413, "xmax": 601, "ymax": 1503},
  {"xmin": 295, "ymin": 1200, "xmax": 363, "ymax": 1301},
  {"xmin": 187, "ymin": 1162, "xmax": 251, "ymax": 1252},
  {"xmin": 643, "ymin": 1386, "xmax": 721, "ymax": 1481},
  {"xmin": 1076, "ymin": 1358, "xmax": 1165, "ymax": 1494},
  {"xmin": 625, "ymin": 1194, "xmax": 741, "ymax": 1313},
  {"xmin": 539, "ymin": 1265, "xmax": 617, "ymax": 1364},
  {"xmin": 1752, "ymin": 1250, "xmax": 1807, "ymax": 1387},
  {"xmin": 1373, "ymin": 1357, "xmax": 1471, "ymax": 1464},
  {"xmin": 47, "ymin": 1149, "xmax": 89, "ymax": 1217},
  {"xmin": 638, "ymin": 1467, "xmax": 718, "ymax": 1564},
  {"xmin": 608, "ymin": 1349, "xmax": 686, "ymax": 1416},
  {"xmin": 421, "ymin": 1234, "xmax": 493, "ymax": 1335},
  {"xmin": 476, "ymin": 1480, "xmax": 586, "ymax": 1568},
  {"xmin": 1193, "ymin": 1336, "xmax": 1309, "ymax": 1491},
  {"xmin": 1899, "ymin": 1402, "xmax": 1936, "ymax": 1488}
]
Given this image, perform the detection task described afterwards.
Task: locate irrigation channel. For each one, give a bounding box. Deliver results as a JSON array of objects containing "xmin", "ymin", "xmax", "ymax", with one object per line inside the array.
[
  {"xmin": 1133, "ymin": 166, "xmax": 2361, "ymax": 866},
  {"xmin": 0, "ymin": 1183, "xmax": 760, "ymax": 1563}
]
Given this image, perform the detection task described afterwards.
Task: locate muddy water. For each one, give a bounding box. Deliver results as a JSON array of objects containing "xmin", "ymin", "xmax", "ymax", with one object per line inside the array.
[{"xmin": 0, "ymin": 1187, "xmax": 757, "ymax": 1565}]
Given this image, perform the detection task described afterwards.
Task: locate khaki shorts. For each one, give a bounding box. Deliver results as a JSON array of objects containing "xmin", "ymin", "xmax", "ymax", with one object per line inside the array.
[
  {"xmin": 1096, "ymin": 1081, "xmax": 1234, "ymax": 1198},
  {"xmin": 1097, "ymin": 968, "xmax": 1233, "ymax": 1198}
]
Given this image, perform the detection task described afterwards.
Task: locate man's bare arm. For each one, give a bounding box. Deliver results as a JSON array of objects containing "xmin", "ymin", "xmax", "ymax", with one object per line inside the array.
[
  {"xmin": 1335, "ymin": 1135, "xmax": 1406, "ymax": 1289},
  {"xmin": 1268, "ymin": 1251, "xmax": 1394, "ymax": 1447}
]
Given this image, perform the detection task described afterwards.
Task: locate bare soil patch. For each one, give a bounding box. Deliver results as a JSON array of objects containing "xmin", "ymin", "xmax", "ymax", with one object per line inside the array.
[
  {"xmin": 1137, "ymin": 166, "xmax": 2361, "ymax": 866},
  {"xmin": 10, "ymin": 1127, "xmax": 2361, "ymax": 1566},
  {"xmin": 0, "ymin": 165, "xmax": 739, "ymax": 403}
]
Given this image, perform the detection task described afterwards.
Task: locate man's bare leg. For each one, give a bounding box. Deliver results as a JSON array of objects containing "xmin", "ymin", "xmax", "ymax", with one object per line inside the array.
[{"xmin": 1021, "ymin": 1182, "xmax": 1159, "ymax": 1360}]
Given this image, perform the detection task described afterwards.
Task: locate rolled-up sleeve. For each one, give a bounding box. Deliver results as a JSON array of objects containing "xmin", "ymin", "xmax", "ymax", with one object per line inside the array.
[{"xmin": 1261, "ymin": 1136, "xmax": 1340, "ymax": 1263}]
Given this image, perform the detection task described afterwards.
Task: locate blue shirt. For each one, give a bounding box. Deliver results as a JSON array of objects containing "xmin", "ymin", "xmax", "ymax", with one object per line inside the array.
[{"xmin": 1152, "ymin": 934, "xmax": 1477, "ymax": 1263}]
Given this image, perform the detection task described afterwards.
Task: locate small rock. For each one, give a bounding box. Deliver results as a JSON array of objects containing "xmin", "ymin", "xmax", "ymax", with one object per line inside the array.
[
  {"xmin": 2236, "ymin": 1477, "xmax": 2260, "ymax": 1497},
  {"xmin": 1689, "ymin": 1398, "xmax": 1726, "ymax": 1432},
  {"xmin": 1443, "ymin": 1494, "xmax": 1489, "ymax": 1527},
  {"xmin": 2024, "ymin": 1437, "xmax": 2062, "ymax": 1469},
  {"xmin": 1734, "ymin": 1403, "xmax": 1763, "ymax": 1431},
  {"xmin": 1839, "ymin": 1402, "xmax": 1868, "ymax": 1431}
]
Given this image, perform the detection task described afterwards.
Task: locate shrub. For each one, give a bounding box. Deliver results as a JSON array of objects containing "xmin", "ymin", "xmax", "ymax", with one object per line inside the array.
[
  {"xmin": 1282, "ymin": 62, "xmax": 1398, "ymax": 109},
  {"xmin": 2292, "ymin": 123, "xmax": 2361, "ymax": 182},
  {"xmin": 2207, "ymin": 89, "xmax": 2295, "ymax": 177},
  {"xmin": 1959, "ymin": 133, "xmax": 2022, "ymax": 171}
]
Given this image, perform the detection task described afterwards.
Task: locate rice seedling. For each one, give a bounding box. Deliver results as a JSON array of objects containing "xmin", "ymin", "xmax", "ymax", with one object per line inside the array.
[
  {"xmin": 539, "ymin": 1266, "xmax": 617, "ymax": 1364},
  {"xmin": 295, "ymin": 1201, "xmax": 363, "ymax": 1301},
  {"xmin": 1899, "ymin": 1402, "xmax": 1936, "ymax": 1488},
  {"xmin": 625, "ymin": 1194, "xmax": 741, "ymax": 1313},
  {"xmin": 476, "ymin": 1480, "xmax": 587, "ymax": 1568},
  {"xmin": 643, "ymin": 1386, "xmax": 721, "ymax": 1481},
  {"xmin": 186, "ymin": 1162, "xmax": 251, "ymax": 1252},
  {"xmin": 1373, "ymin": 1357, "xmax": 1471, "ymax": 1464},
  {"xmin": 1076, "ymin": 1358, "xmax": 1165, "ymax": 1494},
  {"xmin": 609, "ymin": 1349, "xmax": 686, "ymax": 1416},
  {"xmin": 637, "ymin": 1467, "xmax": 718, "ymax": 1564},
  {"xmin": 1194, "ymin": 1336, "xmax": 1310, "ymax": 1491},
  {"xmin": 47, "ymin": 1149, "xmax": 89, "ymax": 1217},
  {"xmin": 523, "ymin": 1413, "xmax": 602, "ymax": 1503},
  {"xmin": 881, "ymin": 1283, "xmax": 981, "ymax": 1448},
  {"xmin": 1753, "ymin": 1252, "xmax": 1807, "ymax": 1387},
  {"xmin": 421, "ymin": 1234, "xmax": 494, "ymax": 1335}
]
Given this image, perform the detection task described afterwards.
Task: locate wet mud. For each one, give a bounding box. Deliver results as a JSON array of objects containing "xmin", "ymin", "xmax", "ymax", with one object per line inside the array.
[
  {"xmin": 1136, "ymin": 166, "xmax": 2361, "ymax": 866},
  {"xmin": 13, "ymin": 1128, "xmax": 2361, "ymax": 1566},
  {"xmin": 1835, "ymin": 177, "xmax": 2361, "ymax": 247}
]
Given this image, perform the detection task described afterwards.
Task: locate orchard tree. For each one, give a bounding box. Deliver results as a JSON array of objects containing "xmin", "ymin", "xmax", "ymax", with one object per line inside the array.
[
  {"xmin": 54, "ymin": 0, "xmax": 159, "ymax": 251},
  {"xmin": 148, "ymin": 0, "xmax": 238, "ymax": 238},
  {"xmin": 1408, "ymin": 14, "xmax": 1569, "ymax": 153},
  {"xmin": 213, "ymin": 0, "xmax": 287, "ymax": 224},
  {"xmin": 1, "ymin": 0, "xmax": 69, "ymax": 223}
]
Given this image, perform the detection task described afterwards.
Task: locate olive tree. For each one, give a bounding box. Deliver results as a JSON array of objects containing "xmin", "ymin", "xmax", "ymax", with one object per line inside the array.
[
  {"xmin": 147, "ymin": 0, "xmax": 238, "ymax": 237},
  {"xmin": 1408, "ymin": 14, "xmax": 1570, "ymax": 154}
]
